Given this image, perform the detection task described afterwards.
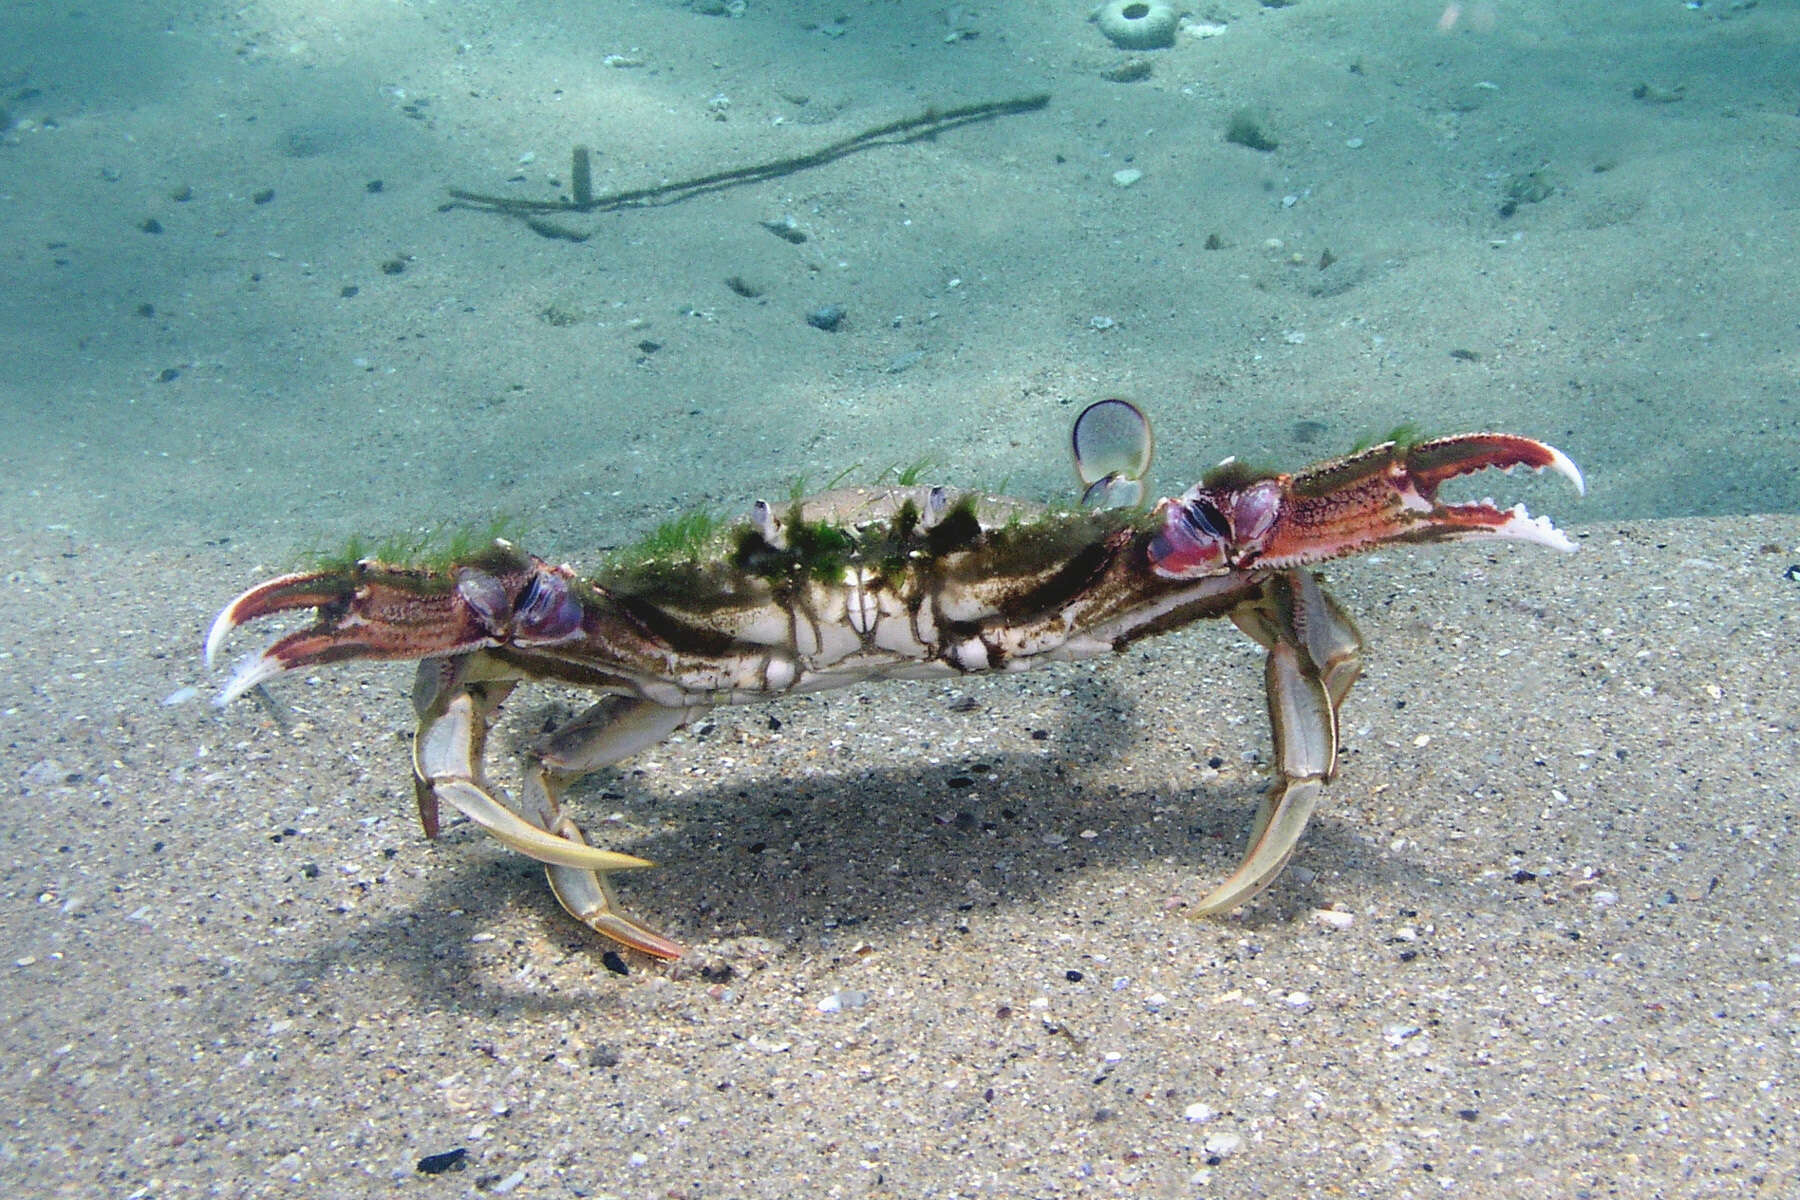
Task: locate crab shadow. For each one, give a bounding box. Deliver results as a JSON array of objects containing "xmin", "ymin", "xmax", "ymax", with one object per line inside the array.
[{"xmin": 281, "ymin": 671, "xmax": 1400, "ymax": 1012}]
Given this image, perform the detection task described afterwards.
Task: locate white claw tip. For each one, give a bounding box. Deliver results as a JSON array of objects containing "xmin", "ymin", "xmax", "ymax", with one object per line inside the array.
[
  {"xmin": 215, "ymin": 650, "xmax": 284, "ymax": 707},
  {"xmin": 1545, "ymin": 444, "xmax": 1585, "ymax": 497},
  {"xmin": 203, "ymin": 605, "xmax": 238, "ymax": 669}
]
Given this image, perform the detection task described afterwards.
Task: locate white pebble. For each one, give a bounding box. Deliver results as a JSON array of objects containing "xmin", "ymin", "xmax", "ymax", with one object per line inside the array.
[
  {"xmin": 1183, "ymin": 1102, "xmax": 1218, "ymax": 1123},
  {"xmin": 1112, "ymin": 168, "xmax": 1143, "ymax": 187},
  {"xmin": 161, "ymin": 685, "xmax": 199, "ymax": 707},
  {"xmin": 1283, "ymin": 991, "xmax": 1313, "ymax": 1010},
  {"xmin": 1311, "ymin": 908, "xmax": 1354, "ymax": 929},
  {"xmin": 817, "ymin": 989, "xmax": 870, "ymax": 1013},
  {"xmin": 1203, "ymin": 1132, "xmax": 1243, "ymax": 1159},
  {"xmin": 1345, "ymin": 136, "xmax": 1365, "ymax": 149}
]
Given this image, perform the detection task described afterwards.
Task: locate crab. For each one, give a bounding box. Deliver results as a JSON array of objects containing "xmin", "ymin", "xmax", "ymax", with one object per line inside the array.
[{"xmin": 207, "ymin": 400, "xmax": 1582, "ymax": 960}]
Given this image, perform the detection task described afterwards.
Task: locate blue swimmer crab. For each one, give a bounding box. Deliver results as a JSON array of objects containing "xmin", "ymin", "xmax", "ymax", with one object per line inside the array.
[{"xmin": 207, "ymin": 400, "xmax": 1582, "ymax": 959}]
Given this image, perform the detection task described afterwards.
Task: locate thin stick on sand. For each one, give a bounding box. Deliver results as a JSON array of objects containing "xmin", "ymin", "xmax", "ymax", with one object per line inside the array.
[{"xmin": 446, "ymin": 93, "xmax": 1050, "ymax": 224}]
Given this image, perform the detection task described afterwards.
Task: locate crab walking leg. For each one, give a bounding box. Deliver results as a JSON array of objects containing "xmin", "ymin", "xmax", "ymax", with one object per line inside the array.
[
  {"xmin": 1193, "ymin": 571, "xmax": 1363, "ymax": 913},
  {"xmin": 522, "ymin": 767, "xmax": 688, "ymax": 961},
  {"xmin": 517, "ymin": 696, "xmax": 707, "ymax": 960},
  {"xmin": 412, "ymin": 682, "xmax": 654, "ymax": 874}
]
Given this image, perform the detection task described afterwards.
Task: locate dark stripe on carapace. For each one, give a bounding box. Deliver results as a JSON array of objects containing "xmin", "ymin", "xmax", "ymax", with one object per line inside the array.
[
  {"xmin": 610, "ymin": 592, "xmax": 741, "ymax": 657},
  {"xmin": 993, "ymin": 536, "xmax": 1118, "ymax": 625}
]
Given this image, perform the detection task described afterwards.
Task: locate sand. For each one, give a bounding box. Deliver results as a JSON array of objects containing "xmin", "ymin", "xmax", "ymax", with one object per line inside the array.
[{"xmin": 1, "ymin": 1, "xmax": 1796, "ymax": 1196}]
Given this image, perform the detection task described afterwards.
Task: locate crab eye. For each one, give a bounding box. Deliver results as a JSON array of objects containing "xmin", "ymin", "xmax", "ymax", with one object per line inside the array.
[
  {"xmin": 514, "ymin": 571, "xmax": 583, "ymax": 641},
  {"xmin": 453, "ymin": 567, "xmax": 509, "ymax": 628},
  {"xmin": 1183, "ymin": 497, "xmax": 1231, "ymax": 540}
]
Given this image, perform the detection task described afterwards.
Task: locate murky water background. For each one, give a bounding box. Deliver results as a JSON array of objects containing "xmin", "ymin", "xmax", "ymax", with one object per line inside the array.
[{"xmin": 1, "ymin": 1, "xmax": 1794, "ymax": 565}]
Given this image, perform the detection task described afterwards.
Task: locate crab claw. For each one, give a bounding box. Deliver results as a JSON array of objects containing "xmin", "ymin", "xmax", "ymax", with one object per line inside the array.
[
  {"xmin": 206, "ymin": 546, "xmax": 586, "ymax": 706},
  {"xmin": 1149, "ymin": 433, "xmax": 1583, "ymax": 579},
  {"xmin": 1352, "ymin": 432, "xmax": 1585, "ymax": 551}
]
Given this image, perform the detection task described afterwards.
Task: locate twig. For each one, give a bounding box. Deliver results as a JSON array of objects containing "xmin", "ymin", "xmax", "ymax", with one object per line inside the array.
[{"xmin": 446, "ymin": 93, "xmax": 1050, "ymax": 219}]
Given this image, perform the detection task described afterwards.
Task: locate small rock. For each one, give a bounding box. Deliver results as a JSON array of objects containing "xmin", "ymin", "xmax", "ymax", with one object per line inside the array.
[
  {"xmin": 22, "ymin": 759, "xmax": 73, "ymax": 789},
  {"xmin": 416, "ymin": 1148, "xmax": 468, "ymax": 1175},
  {"xmin": 762, "ymin": 216, "xmax": 808, "ymax": 243},
  {"xmin": 1182, "ymin": 1102, "xmax": 1218, "ymax": 1123},
  {"xmin": 1202, "ymin": 1131, "xmax": 1243, "ymax": 1159},
  {"xmin": 1111, "ymin": 168, "xmax": 1143, "ymax": 187},
  {"xmin": 806, "ymin": 303, "xmax": 845, "ymax": 331}
]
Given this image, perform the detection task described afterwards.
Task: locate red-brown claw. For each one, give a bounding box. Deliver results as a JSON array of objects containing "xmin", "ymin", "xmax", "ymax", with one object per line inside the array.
[{"xmin": 1399, "ymin": 433, "xmax": 1585, "ymax": 499}]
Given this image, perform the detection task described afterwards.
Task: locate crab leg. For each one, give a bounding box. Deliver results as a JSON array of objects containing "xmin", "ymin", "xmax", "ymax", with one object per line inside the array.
[
  {"xmin": 407, "ymin": 655, "xmax": 691, "ymax": 959},
  {"xmin": 1193, "ymin": 570, "xmax": 1363, "ymax": 914},
  {"xmin": 410, "ymin": 669, "xmax": 652, "ymax": 874},
  {"xmin": 523, "ymin": 695, "xmax": 707, "ymax": 960}
]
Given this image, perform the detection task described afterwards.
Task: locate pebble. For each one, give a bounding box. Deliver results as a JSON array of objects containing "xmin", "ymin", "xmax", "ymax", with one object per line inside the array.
[
  {"xmin": 1382, "ymin": 1023, "xmax": 1421, "ymax": 1047},
  {"xmin": 1345, "ymin": 136, "xmax": 1365, "ymax": 149},
  {"xmin": 1182, "ymin": 1102, "xmax": 1218, "ymax": 1123},
  {"xmin": 1202, "ymin": 1131, "xmax": 1243, "ymax": 1159},
  {"xmin": 816, "ymin": 988, "xmax": 870, "ymax": 1013},
  {"xmin": 161, "ymin": 685, "xmax": 199, "ymax": 706},
  {"xmin": 1311, "ymin": 908, "xmax": 1355, "ymax": 929},
  {"xmin": 22, "ymin": 759, "xmax": 71, "ymax": 788},
  {"xmin": 415, "ymin": 1148, "xmax": 467, "ymax": 1175},
  {"xmin": 1282, "ymin": 991, "xmax": 1313, "ymax": 1010},
  {"xmin": 805, "ymin": 303, "xmax": 845, "ymax": 331},
  {"xmin": 1111, "ymin": 168, "xmax": 1143, "ymax": 187}
]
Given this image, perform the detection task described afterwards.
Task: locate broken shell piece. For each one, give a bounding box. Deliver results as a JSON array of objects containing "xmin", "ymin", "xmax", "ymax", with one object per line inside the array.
[{"xmin": 1093, "ymin": 0, "xmax": 1179, "ymax": 50}]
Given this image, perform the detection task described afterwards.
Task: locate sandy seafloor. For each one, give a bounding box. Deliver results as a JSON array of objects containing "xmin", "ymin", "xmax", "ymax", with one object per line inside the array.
[{"xmin": 1, "ymin": 1, "xmax": 1797, "ymax": 1196}]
